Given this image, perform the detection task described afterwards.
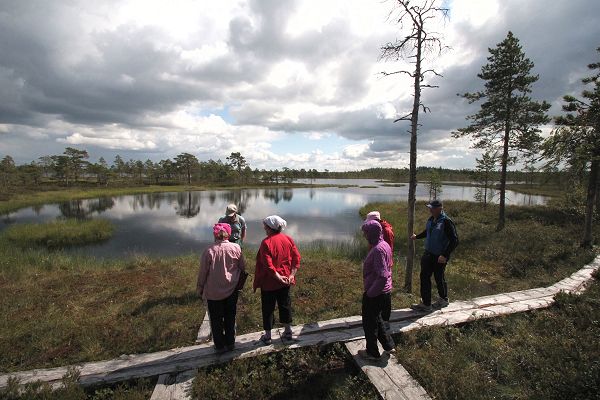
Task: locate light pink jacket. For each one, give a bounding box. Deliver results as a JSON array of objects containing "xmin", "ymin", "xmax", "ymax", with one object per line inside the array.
[{"xmin": 197, "ymin": 240, "xmax": 247, "ymax": 301}]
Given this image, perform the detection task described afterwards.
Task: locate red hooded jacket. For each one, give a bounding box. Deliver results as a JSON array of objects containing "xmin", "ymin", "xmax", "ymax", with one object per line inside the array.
[{"xmin": 253, "ymin": 232, "xmax": 301, "ymax": 291}]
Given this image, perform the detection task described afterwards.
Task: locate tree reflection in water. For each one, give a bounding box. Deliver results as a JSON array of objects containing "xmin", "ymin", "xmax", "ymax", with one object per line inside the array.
[
  {"xmin": 220, "ymin": 189, "xmax": 252, "ymax": 215},
  {"xmin": 59, "ymin": 197, "xmax": 115, "ymax": 219},
  {"xmin": 175, "ymin": 191, "xmax": 200, "ymax": 218},
  {"xmin": 262, "ymin": 188, "xmax": 294, "ymax": 204}
]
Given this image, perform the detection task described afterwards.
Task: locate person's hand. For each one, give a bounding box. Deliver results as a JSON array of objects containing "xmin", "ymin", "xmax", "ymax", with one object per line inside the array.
[
  {"xmin": 276, "ymin": 273, "xmax": 289, "ymax": 285},
  {"xmin": 438, "ymin": 255, "xmax": 447, "ymax": 264},
  {"xmin": 410, "ymin": 233, "xmax": 416, "ymax": 240}
]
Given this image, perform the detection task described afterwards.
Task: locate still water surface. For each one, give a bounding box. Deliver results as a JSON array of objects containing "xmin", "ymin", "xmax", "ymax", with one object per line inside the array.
[{"xmin": 0, "ymin": 180, "xmax": 548, "ymax": 258}]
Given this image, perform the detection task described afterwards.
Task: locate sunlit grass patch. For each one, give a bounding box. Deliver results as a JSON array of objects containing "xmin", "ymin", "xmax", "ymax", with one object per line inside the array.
[
  {"xmin": 4, "ymin": 219, "xmax": 114, "ymax": 248},
  {"xmin": 0, "ymin": 254, "xmax": 203, "ymax": 372},
  {"xmin": 394, "ymin": 278, "xmax": 600, "ymax": 400}
]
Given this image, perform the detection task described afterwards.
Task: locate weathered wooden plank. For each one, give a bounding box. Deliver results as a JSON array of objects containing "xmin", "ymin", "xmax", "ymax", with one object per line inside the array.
[
  {"xmin": 345, "ymin": 339, "xmax": 431, "ymax": 400},
  {"xmin": 150, "ymin": 369, "xmax": 196, "ymax": 400},
  {"xmin": 195, "ymin": 311, "xmax": 211, "ymax": 344}
]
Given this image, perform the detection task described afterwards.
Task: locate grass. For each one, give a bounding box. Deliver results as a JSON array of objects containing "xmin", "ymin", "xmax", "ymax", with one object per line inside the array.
[
  {"xmin": 191, "ymin": 343, "xmax": 378, "ymax": 400},
  {"xmin": 0, "ymin": 370, "xmax": 155, "ymax": 400},
  {"xmin": 380, "ymin": 183, "xmax": 405, "ymax": 187},
  {"xmin": 394, "ymin": 274, "xmax": 600, "ymax": 400},
  {"xmin": 505, "ymin": 183, "xmax": 566, "ymax": 197},
  {"xmin": 361, "ymin": 201, "xmax": 598, "ymax": 299},
  {"xmin": 0, "ymin": 253, "xmax": 204, "ymax": 372},
  {"xmin": 4, "ymin": 219, "xmax": 114, "ymax": 248},
  {"xmin": 0, "ymin": 201, "xmax": 597, "ymax": 375}
]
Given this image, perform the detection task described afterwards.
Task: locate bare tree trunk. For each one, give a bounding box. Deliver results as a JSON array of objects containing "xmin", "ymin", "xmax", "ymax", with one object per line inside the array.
[
  {"xmin": 595, "ymin": 167, "xmax": 600, "ymax": 218},
  {"xmin": 582, "ymin": 158, "xmax": 598, "ymax": 248},
  {"xmin": 404, "ymin": 29, "xmax": 422, "ymax": 293}
]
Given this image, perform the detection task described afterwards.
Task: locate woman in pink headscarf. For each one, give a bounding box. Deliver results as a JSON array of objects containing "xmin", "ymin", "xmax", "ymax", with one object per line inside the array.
[{"xmin": 197, "ymin": 223, "xmax": 247, "ymax": 353}]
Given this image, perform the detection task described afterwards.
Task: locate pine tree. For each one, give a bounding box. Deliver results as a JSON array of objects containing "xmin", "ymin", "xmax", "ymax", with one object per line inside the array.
[
  {"xmin": 543, "ymin": 46, "xmax": 600, "ymax": 248},
  {"xmin": 453, "ymin": 31, "xmax": 550, "ymax": 231}
]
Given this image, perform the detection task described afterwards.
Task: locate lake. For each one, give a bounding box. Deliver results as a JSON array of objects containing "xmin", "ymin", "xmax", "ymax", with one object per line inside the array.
[{"xmin": 0, "ymin": 180, "xmax": 548, "ymax": 258}]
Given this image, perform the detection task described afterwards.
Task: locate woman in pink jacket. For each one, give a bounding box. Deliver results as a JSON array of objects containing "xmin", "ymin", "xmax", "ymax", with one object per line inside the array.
[{"xmin": 197, "ymin": 223, "xmax": 247, "ymax": 353}]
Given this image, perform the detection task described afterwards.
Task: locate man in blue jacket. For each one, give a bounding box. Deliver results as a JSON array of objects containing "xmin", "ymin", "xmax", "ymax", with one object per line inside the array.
[{"xmin": 410, "ymin": 200, "xmax": 459, "ymax": 312}]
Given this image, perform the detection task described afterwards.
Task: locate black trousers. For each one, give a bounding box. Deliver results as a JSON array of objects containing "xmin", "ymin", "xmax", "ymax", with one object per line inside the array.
[
  {"xmin": 261, "ymin": 286, "xmax": 292, "ymax": 331},
  {"xmin": 362, "ymin": 292, "xmax": 395, "ymax": 357},
  {"xmin": 207, "ymin": 290, "xmax": 239, "ymax": 349},
  {"xmin": 420, "ymin": 252, "xmax": 448, "ymax": 306}
]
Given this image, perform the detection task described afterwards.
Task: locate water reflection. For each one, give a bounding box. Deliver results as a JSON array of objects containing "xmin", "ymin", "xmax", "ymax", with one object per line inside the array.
[
  {"xmin": 263, "ymin": 188, "xmax": 294, "ymax": 204},
  {"xmin": 59, "ymin": 197, "xmax": 115, "ymax": 219},
  {"xmin": 0, "ymin": 180, "xmax": 549, "ymax": 259},
  {"xmin": 176, "ymin": 191, "xmax": 200, "ymax": 218}
]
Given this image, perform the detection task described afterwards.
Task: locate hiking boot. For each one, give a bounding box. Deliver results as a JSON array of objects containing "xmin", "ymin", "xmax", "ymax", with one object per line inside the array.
[
  {"xmin": 214, "ymin": 346, "xmax": 227, "ymax": 354},
  {"xmin": 432, "ymin": 297, "xmax": 449, "ymax": 309},
  {"xmin": 357, "ymin": 349, "xmax": 381, "ymax": 361},
  {"xmin": 384, "ymin": 347, "xmax": 397, "ymax": 355},
  {"xmin": 410, "ymin": 303, "xmax": 433, "ymax": 312},
  {"xmin": 282, "ymin": 330, "xmax": 293, "ymax": 341},
  {"xmin": 226, "ymin": 344, "xmax": 236, "ymax": 352},
  {"xmin": 258, "ymin": 334, "xmax": 272, "ymax": 346}
]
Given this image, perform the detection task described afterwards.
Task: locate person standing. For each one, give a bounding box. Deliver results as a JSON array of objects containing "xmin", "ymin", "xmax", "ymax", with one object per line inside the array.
[
  {"xmin": 410, "ymin": 200, "xmax": 459, "ymax": 312},
  {"xmin": 253, "ymin": 215, "xmax": 301, "ymax": 345},
  {"xmin": 218, "ymin": 204, "xmax": 247, "ymax": 246},
  {"xmin": 365, "ymin": 211, "xmax": 395, "ymax": 262},
  {"xmin": 358, "ymin": 219, "xmax": 395, "ymax": 360},
  {"xmin": 197, "ymin": 223, "xmax": 247, "ymax": 353},
  {"xmin": 364, "ymin": 210, "xmax": 395, "ymax": 323}
]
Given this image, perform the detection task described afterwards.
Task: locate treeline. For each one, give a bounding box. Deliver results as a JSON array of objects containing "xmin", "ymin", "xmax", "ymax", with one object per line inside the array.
[
  {"xmin": 0, "ymin": 150, "xmax": 306, "ymax": 189},
  {"xmin": 0, "ymin": 147, "xmax": 569, "ymax": 193}
]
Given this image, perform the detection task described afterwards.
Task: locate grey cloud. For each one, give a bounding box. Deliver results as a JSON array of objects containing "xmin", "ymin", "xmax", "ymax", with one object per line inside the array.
[
  {"xmin": 264, "ymin": 0, "xmax": 600, "ymax": 159},
  {"xmin": 1, "ymin": 0, "xmax": 599, "ymax": 170}
]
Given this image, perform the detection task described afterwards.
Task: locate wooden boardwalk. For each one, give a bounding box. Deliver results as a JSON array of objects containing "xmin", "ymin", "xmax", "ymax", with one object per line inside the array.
[
  {"xmin": 1, "ymin": 255, "xmax": 598, "ymax": 399},
  {"xmin": 345, "ymin": 339, "xmax": 431, "ymax": 400},
  {"xmin": 194, "ymin": 311, "xmax": 211, "ymax": 344}
]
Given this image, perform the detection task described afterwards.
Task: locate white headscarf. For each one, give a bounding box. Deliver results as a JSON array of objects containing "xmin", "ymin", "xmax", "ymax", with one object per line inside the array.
[
  {"xmin": 365, "ymin": 211, "xmax": 381, "ymax": 221},
  {"xmin": 263, "ymin": 215, "xmax": 287, "ymax": 231}
]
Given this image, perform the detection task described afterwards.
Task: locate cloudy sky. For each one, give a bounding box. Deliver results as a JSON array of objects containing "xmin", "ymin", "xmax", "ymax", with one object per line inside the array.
[{"xmin": 1, "ymin": 0, "xmax": 599, "ymax": 171}]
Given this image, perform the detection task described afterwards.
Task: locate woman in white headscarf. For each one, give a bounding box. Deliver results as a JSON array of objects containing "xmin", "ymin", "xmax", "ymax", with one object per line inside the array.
[{"xmin": 253, "ymin": 215, "xmax": 301, "ymax": 345}]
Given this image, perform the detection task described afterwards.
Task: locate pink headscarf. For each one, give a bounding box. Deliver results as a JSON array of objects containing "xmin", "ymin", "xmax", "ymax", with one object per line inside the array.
[{"xmin": 213, "ymin": 222, "xmax": 232, "ymax": 239}]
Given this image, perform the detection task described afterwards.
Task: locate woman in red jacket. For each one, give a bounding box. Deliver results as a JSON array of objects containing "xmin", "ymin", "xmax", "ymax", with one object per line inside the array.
[{"xmin": 253, "ymin": 215, "xmax": 301, "ymax": 345}]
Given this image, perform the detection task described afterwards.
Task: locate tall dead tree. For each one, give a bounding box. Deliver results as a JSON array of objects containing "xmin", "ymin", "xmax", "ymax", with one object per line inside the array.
[{"xmin": 380, "ymin": 0, "xmax": 448, "ymax": 292}]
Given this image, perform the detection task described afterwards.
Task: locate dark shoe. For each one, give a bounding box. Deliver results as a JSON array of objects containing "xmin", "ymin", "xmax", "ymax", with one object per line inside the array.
[
  {"xmin": 282, "ymin": 331, "xmax": 293, "ymax": 341},
  {"xmin": 357, "ymin": 349, "xmax": 381, "ymax": 361},
  {"xmin": 226, "ymin": 344, "xmax": 236, "ymax": 352},
  {"xmin": 410, "ymin": 303, "xmax": 433, "ymax": 312},
  {"xmin": 432, "ymin": 297, "xmax": 449, "ymax": 309},
  {"xmin": 384, "ymin": 347, "xmax": 397, "ymax": 355},
  {"xmin": 259, "ymin": 334, "xmax": 272, "ymax": 345},
  {"xmin": 214, "ymin": 346, "xmax": 227, "ymax": 354}
]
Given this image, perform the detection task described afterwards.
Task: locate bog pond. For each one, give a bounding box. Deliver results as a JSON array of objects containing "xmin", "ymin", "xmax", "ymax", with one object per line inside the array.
[{"xmin": 0, "ymin": 179, "xmax": 548, "ymax": 258}]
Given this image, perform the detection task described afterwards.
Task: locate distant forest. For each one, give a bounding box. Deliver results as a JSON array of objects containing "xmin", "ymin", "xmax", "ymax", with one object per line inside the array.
[{"xmin": 0, "ymin": 147, "xmax": 568, "ymax": 191}]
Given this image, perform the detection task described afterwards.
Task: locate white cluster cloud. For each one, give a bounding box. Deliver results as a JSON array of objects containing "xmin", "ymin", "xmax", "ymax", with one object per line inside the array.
[{"xmin": 0, "ymin": 0, "xmax": 599, "ymax": 170}]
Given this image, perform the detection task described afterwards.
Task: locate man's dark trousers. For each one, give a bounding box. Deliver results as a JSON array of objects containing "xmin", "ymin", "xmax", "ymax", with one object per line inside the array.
[
  {"xmin": 420, "ymin": 252, "xmax": 448, "ymax": 306},
  {"xmin": 207, "ymin": 290, "xmax": 239, "ymax": 349},
  {"xmin": 361, "ymin": 292, "xmax": 394, "ymax": 357}
]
